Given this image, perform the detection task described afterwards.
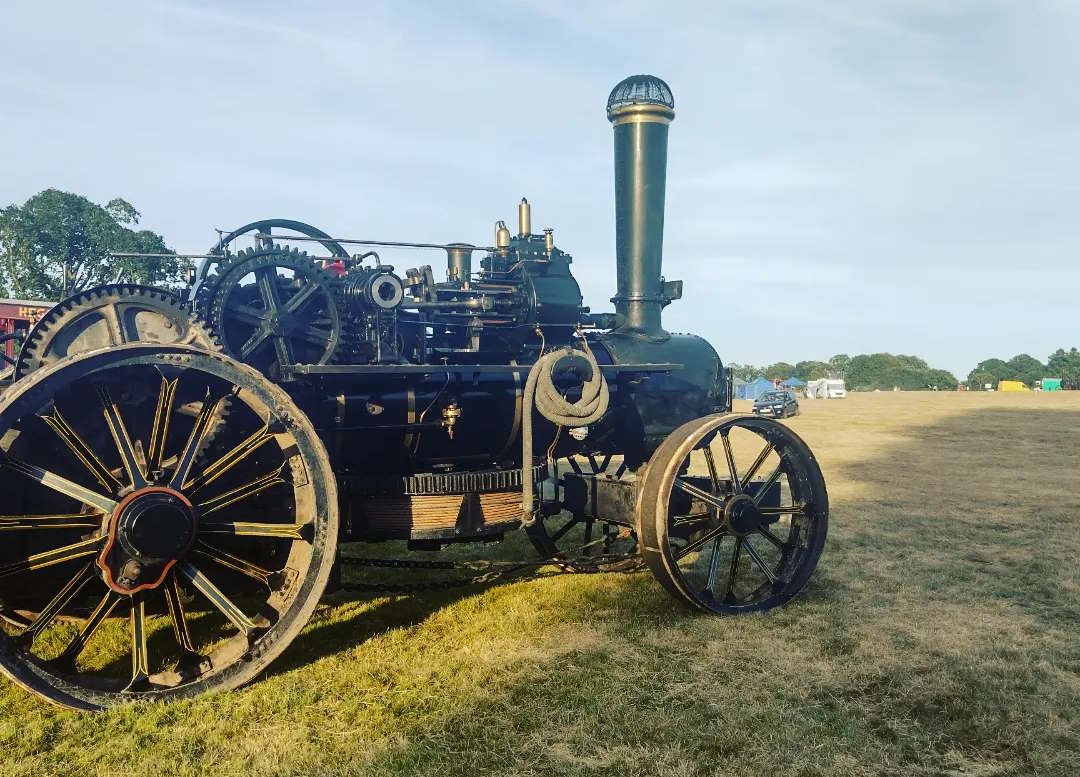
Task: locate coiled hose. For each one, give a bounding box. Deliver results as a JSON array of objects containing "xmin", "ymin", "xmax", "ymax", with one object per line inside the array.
[{"xmin": 521, "ymin": 345, "xmax": 610, "ymax": 525}]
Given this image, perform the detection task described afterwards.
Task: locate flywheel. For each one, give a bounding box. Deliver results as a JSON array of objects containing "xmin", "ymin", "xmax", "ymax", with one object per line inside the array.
[{"xmin": 200, "ymin": 247, "xmax": 343, "ymax": 378}]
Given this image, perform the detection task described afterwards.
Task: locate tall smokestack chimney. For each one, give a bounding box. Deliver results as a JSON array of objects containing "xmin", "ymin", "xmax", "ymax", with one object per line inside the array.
[{"xmin": 607, "ymin": 74, "xmax": 675, "ymax": 339}]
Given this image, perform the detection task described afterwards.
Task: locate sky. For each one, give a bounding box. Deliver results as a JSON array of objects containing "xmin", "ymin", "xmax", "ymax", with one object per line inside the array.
[{"xmin": 2, "ymin": 0, "xmax": 1077, "ymax": 378}]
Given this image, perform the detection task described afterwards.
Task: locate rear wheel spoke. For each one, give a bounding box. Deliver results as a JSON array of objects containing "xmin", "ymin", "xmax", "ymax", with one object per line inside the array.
[
  {"xmin": 725, "ymin": 537, "xmax": 744, "ymax": 600},
  {"xmin": 1, "ymin": 453, "xmax": 118, "ymax": 513},
  {"xmin": 163, "ymin": 573, "xmax": 201, "ymax": 660},
  {"xmin": 168, "ymin": 391, "xmax": 227, "ymax": 490},
  {"xmin": 548, "ymin": 515, "xmax": 581, "ymax": 544},
  {"xmin": 0, "ymin": 536, "xmax": 104, "ymax": 580},
  {"xmin": 16, "ymin": 563, "xmax": 96, "ymax": 647},
  {"xmin": 192, "ymin": 540, "xmax": 281, "ymax": 588},
  {"xmin": 757, "ymin": 526, "xmax": 787, "ymax": 549},
  {"xmin": 124, "ymin": 594, "xmax": 151, "ymax": 692},
  {"xmin": 195, "ymin": 464, "xmax": 287, "ymax": 516},
  {"xmin": 183, "ymin": 416, "xmax": 275, "ymax": 494},
  {"xmin": 97, "ymin": 385, "xmax": 147, "ymax": 489},
  {"xmin": 39, "ymin": 406, "xmax": 123, "ymax": 492},
  {"xmin": 176, "ymin": 561, "xmax": 258, "ymax": 638},
  {"xmin": 53, "ymin": 590, "xmax": 122, "ymax": 670},
  {"xmin": 199, "ymin": 520, "xmax": 308, "ymax": 540},
  {"xmin": 757, "ymin": 504, "xmax": 805, "ymax": 517},
  {"xmin": 0, "ymin": 513, "xmax": 102, "ymax": 531},
  {"xmin": 147, "ymin": 375, "xmax": 178, "ymax": 471}
]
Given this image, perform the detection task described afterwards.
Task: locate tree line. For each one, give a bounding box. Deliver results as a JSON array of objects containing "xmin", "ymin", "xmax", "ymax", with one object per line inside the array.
[
  {"xmin": 730, "ymin": 353, "xmax": 960, "ymax": 392},
  {"xmin": 966, "ymin": 350, "xmax": 1080, "ymax": 389},
  {"xmin": 0, "ymin": 189, "xmax": 185, "ymax": 300}
]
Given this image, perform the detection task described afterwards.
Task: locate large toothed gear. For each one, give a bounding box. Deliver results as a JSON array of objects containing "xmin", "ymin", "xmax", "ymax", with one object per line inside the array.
[
  {"xmin": 204, "ymin": 247, "xmax": 344, "ymax": 378},
  {"xmin": 15, "ymin": 284, "xmax": 220, "ymax": 380}
]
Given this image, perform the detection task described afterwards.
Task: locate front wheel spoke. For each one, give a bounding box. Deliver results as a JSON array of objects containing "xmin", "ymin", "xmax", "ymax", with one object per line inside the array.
[
  {"xmin": 1, "ymin": 453, "xmax": 118, "ymax": 514},
  {"xmin": 0, "ymin": 513, "xmax": 103, "ymax": 531},
  {"xmin": 725, "ymin": 537, "xmax": 744, "ymax": 600},
  {"xmin": 705, "ymin": 537, "xmax": 723, "ymax": 593},
  {"xmin": 125, "ymin": 594, "xmax": 151, "ymax": 692},
  {"xmin": 54, "ymin": 590, "xmax": 122, "ymax": 669},
  {"xmin": 16, "ymin": 563, "xmax": 96, "ymax": 646},
  {"xmin": 757, "ymin": 504, "xmax": 805, "ymax": 518},
  {"xmin": 39, "ymin": 407, "xmax": 123, "ymax": 492},
  {"xmin": 739, "ymin": 442, "xmax": 774, "ymax": 486},
  {"xmin": 195, "ymin": 464, "xmax": 287, "ymax": 516},
  {"xmin": 757, "ymin": 526, "xmax": 788, "ymax": 550},
  {"xmin": 147, "ymin": 375, "xmax": 178, "ymax": 471},
  {"xmin": 176, "ymin": 561, "xmax": 258, "ymax": 638},
  {"xmin": 701, "ymin": 445, "xmax": 721, "ymax": 494},
  {"xmin": 0, "ymin": 536, "xmax": 104, "ymax": 580},
  {"xmin": 674, "ymin": 525, "xmax": 726, "ymax": 561},
  {"xmin": 742, "ymin": 539, "xmax": 778, "ymax": 584},
  {"xmin": 168, "ymin": 391, "xmax": 227, "ymax": 490},
  {"xmin": 752, "ymin": 465, "xmax": 785, "ymax": 507},
  {"xmin": 192, "ymin": 540, "xmax": 279, "ymax": 588},
  {"xmin": 673, "ymin": 477, "xmax": 725, "ymax": 511},
  {"xmin": 183, "ymin": 417, "xmax": 274, "ymax": 494},
  {"xmin": 97, "ymin": 385, "xmax": 147, "ymax": 489},
  {"xmin": 199, "ymin": 520, "xmax": 308, "ymax": 540},
  {"xmin": 720, "ymin": 433, "xmax": 742, "ymax": 493}
]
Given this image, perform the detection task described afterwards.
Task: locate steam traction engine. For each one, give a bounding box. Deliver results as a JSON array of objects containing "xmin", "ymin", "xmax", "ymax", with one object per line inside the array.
[{"xmin": 0, "ymin": 76, "xmax": 828, "ymax": 710}]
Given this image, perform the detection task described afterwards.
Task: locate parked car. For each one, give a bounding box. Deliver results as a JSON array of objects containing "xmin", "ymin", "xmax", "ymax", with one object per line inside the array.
[{"xmin": 752, "ymin": 390, "xmax": 799, "ymax": 418}]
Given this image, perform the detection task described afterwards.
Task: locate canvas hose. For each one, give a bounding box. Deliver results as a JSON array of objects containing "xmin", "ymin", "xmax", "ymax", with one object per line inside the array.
[{"xmin": 521, "ymin": 345, "xmax": 609, "ymax": 525}]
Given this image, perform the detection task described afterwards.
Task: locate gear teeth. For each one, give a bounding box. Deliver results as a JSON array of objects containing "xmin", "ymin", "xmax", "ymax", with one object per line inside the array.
[{"xmin": 15, "ymin": 284, "xmax": 220, "ymax": 380}]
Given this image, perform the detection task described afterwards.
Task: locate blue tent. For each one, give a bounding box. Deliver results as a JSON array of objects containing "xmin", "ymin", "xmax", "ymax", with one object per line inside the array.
[
  {"xmin": 737, "ymin": 377, "xmax": 776, "ymax": 400},
  {"xmin": 782, "ymin": 377, "xmax": 807, "ymax": 388}
]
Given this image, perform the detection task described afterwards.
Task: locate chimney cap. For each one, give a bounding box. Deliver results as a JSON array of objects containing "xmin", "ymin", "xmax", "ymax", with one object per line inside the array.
[{"xmin": 607, "ymin": 75, "xmax": 674, "ymax": 115}]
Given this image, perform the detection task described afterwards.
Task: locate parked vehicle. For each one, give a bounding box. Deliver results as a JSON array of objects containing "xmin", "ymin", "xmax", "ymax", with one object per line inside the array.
[{"xmin": 753, "ymin": 390, "xmax": 799, "ymax": 418}]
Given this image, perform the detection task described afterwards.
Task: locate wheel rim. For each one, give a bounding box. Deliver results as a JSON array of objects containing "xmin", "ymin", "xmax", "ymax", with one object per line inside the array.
[
  {"xmin": 637, "ymin": 414, "xmax": 827, "ymax": 615},
  {"xmin": 0, "ymin": 345, "xmax": 337, "ymax": 709}
]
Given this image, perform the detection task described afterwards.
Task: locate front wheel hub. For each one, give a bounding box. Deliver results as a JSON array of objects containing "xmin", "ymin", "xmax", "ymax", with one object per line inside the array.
[
  {"xmin": 723, "ymin": 493, "xmax": 765, "ymax": 537},
  {"xmin": 98, "ymin": 487, "xmax": 197, "ymax": 593}
]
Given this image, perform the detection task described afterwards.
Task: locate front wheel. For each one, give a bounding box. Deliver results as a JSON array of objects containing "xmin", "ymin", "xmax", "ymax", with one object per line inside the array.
[{"xmin": 636, "ymin": 414, "xmax": 827, "ymax": 615}]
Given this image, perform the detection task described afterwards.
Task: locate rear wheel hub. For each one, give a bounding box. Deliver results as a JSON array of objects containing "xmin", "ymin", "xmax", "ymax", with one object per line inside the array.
[{"xmin": 99, "ymin": 487, "xmax": 197, "ymax": 593}]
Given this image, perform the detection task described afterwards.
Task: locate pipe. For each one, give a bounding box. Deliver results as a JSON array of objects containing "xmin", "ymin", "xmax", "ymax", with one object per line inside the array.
[{"xmin": 606, "ymin": 75, "xmax": 675, "ymax": 339}]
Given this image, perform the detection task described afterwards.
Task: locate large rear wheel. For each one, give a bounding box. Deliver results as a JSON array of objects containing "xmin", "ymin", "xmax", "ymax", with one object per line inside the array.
[{"xmin": 0, "ymin": 344, "xmax": 337, "ymax": 709}]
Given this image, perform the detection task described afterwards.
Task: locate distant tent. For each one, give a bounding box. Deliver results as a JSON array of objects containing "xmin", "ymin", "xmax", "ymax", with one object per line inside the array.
[
  {"xmin": 732, "ymin": 376, "xmax": 747, "ymax": 388},
  {"xmin": 781, "ymin": 377, "xmax": 807, "ymax": 388},
  {"xmin": 1042, "ymin": 378, "xmax": 1062, "ymax": 392},
  {"xmin": 737, "ymin": 377, "xmax": 776, "ymax": 400},
  {"xmin": 998, "ymin": 380, "xmax": 1030, "ymax": 392}
]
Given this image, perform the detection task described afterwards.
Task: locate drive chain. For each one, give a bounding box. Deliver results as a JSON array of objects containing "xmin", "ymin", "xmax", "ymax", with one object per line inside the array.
[{"xmin": 337, "ymin": 553, "xmax": 644, "ymax": 595}]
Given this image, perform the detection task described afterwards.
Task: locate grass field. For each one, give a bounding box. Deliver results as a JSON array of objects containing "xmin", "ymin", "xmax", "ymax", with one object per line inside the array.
[{"xmin": 2, "ymin": 391, "xmax": 1078, "ymax": 776}]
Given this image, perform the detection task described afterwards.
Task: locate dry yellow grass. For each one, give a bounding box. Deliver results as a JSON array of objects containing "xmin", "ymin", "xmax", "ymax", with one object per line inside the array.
[{"xmin": 1, "ymin": 391, "xmax": 1078, "ymax": 776}]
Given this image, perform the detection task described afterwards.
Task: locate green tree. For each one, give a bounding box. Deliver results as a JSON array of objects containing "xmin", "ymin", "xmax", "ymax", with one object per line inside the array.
[
  {"xmin": 728, "ymin": 363, "xmax": 762, "ymax": 382},
  {"xmin": 828, "ymin": 353, "xmax": 850, "ymax": 378},
  {"xmin": 1006, "ymin": 354, "xmax": 1045, "ymax": 387},
  {"xmin": 793, "ymin": 360, "xmax": 830, "ymax": 381},
  {"xmin": 0, "ymin": 189, "xmax": 184, "ymax": 301},
  {"xmin": 1047, "ymin": 348, "xmax": 1080, "ymax": 381},
  {"xmin": 967, "ymin": 370, "xmax": 996, "ymax": 390},
  {"xmin": 763, "ymin": 362, "xmax": 796, "ymax": 380}
]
